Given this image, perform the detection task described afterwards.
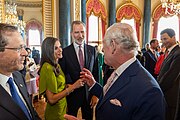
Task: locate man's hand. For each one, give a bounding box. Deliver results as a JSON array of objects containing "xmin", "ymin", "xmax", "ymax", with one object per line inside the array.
[
  {"xmin": 90, "ymin": 95, "xmax": 98, "ymax": 108},
  {"xmin": 80, "ymin": 68, "xmax": 96, "ymax": 87}
]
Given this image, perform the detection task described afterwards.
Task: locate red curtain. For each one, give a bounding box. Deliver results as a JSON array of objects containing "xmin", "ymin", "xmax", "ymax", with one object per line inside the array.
[
  {"xmin": 152, "ymin": 20, "xmax": 158, "ymax": 38},
  {"xmin": 116, "ymin": 3, "xmax": 141, "ymax": 42},
  {"xmin": 102, "ymin": 19, "xmax": 106, "ymax": 39}
]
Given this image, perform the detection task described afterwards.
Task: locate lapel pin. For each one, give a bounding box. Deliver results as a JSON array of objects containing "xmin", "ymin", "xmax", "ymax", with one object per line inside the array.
[{"xmin": 20, "ymin": 84, "xmax": 23, "ymax": 87}]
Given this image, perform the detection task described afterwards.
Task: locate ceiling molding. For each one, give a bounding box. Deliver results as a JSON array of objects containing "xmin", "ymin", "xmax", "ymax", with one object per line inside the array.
[{"xmin": 16, "ymin": 1, "xmax": 42, "ymax": 8}]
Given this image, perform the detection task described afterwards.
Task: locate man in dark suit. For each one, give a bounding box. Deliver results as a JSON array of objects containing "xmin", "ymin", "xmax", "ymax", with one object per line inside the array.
[
  {"xmin": 143, "ymin": 39, "xmax": 159, "ymax": 79},
  {"xmin": 59, "ymin": 21, "xmax": 98, "ymax": 120},
  {"xmin": 141, "ymin": 43, "xmax": 150, "ymax": 54},
  {"xmin": 158, "ymin": 28, "xmax": 180, "ymax": 120},
  {"xmin": 64, "ymin": 23, "xmax": 166, "ymax": 120},
  {"xmin": 0, "ymin": 23, "xmax": 40, "ymax": 120}
]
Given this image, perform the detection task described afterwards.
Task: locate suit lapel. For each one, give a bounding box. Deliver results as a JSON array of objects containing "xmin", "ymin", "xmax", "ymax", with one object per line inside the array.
[
  {"xmin": 0, "ymin": 85, "xmax": 28, "ymax": 120},
  {"xmin": 97, "ymin": 61, "xmax": 138, "ymax": 109},
  {"xmin": 161, "ymin": 45, "xmax": 179, "ymax": 69},
  {"xmin": 13, "ymin": 72, "xmax": 34, "ymax": 119},
  {"xmin": 84, "ymin": 44, "xmax": 89, "ymax": 69},
  {"xmin": 84, "ymin": 44, "xmax": 94, "ymax": 72},
  {"xmin": 147, "ymin": 50, "xmax": 157, "ymax": 62},
  {"xmin": 97, "ymin": 75, "xmax": 130, "ymax": 108}
]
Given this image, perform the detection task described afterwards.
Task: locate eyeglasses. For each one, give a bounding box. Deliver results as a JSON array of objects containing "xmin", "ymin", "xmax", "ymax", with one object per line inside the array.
[{"xmin": 0, "ymin": 45, "xmax": 26, "ymax": 53}]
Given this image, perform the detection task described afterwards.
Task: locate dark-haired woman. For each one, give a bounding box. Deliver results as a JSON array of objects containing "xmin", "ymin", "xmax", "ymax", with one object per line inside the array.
[{"xmin": 39, "ymin": 37, "xmax": 84, "ymax": 120}]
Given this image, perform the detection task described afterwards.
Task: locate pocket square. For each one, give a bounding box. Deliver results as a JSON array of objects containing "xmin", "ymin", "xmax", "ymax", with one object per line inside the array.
[{"xmin": 110, "ymin": 99, "xmax": 122, "ymax": 106}]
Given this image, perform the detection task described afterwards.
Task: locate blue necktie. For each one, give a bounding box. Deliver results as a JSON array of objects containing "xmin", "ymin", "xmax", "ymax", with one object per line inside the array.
[{"xmin": 8, "ymin": 77, "xmax": 31, "ymax": 120}]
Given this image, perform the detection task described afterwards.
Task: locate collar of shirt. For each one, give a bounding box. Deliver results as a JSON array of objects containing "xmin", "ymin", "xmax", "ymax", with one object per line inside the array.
[
  {"xmin": 73, "ymin": 41, "xmax": 84, "ymax": 49},
  {"xmin": 102, "ymin": 57, "xmax": 136, "ymax": 93},
  {"xmin": 0, "ymin": 73, "xmax": 13, "ymax": 94},
  {"xmin": 73, "ymin": 42, "xmax": 84, "ymax": 59},
  {"xmin": 149, "ymin": 48, "xmax": 155, "ymax": 54},
  {"xmin": 167, "ymin": 44, "xmax": 178, "ymax": 54},
  {"xmin": 89, "ymin": 57, "xmax": 136, "ymax": 90},
  {"xmin": 115, "ymin": 57, "xmax": 136, "ymax": 78}
]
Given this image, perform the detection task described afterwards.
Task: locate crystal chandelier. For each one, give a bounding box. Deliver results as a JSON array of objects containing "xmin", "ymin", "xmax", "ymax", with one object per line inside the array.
[
  {"xmin": 5, "ymin": 0, "xmax": 25, "ymax": 32},
  {"xmin": 161, "ymin": 0, "xmax": 180, "ymax": 15}
]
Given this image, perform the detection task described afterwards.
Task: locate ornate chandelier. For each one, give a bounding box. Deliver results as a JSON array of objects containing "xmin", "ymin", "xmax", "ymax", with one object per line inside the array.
[
  {"xmin": 161, "ymin": 0, "xmax": 180, "ymax": 15},
  {"xmin": 5, "ymin": 0, "xmax": 25, "ymax": 32}
]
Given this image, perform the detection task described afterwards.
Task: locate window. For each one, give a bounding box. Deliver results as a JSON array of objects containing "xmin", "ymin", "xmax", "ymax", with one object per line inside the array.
[
  {"xmin": 88, "ymin": 14, "xmax": 102, "ymax": 46},
  {"xmin": 121, "ymin": 18, "xmax": 137, "ymax": 36},
  {"xmin": 26, "ymin": 19, "xmax": 42, "ymax": 55},
  {"xmin": 29, "ymin": 29, "xmax": 40, "ymax": 46},
  {"xmin": 28, "ymin": 29, "xmax": 41, "ymax": 53}
]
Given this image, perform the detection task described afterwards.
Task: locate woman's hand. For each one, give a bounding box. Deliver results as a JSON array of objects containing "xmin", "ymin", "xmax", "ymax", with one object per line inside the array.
[
  {"xmin": 72, "ymin": 79, "xmax": 85, "ymax": 89},
  {"xmin": 90, "ymin": 95, "xmax": 98, "ymax": 108}
]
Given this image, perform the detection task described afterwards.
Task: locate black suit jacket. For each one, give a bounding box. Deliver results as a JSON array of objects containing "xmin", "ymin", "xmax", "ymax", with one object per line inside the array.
[
  {"xmin": 0, "ymin": 71, "xmax": 40, "ymax": 120},
  {"xmin": 143, "ymin": 49, "xmax": 158, "ymax": 79},
  {"xmin": 59, "ymin": 43, "xmax": 98, "ymax": 105},
  {"xmin": 158, "ymin": 45, "xmax": 180, "ymax": 120}
]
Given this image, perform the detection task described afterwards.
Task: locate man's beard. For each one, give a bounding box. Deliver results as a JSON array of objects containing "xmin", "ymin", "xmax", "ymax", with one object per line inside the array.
[{"xmin": 73, "ymin": 37, "xmax": 85, "ymax": 45}]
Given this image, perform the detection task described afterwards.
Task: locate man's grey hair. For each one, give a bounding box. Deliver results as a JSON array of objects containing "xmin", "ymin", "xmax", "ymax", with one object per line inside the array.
[{"xmin": 104, "ymin": 23, "xmax": 139, "ymax": 55}]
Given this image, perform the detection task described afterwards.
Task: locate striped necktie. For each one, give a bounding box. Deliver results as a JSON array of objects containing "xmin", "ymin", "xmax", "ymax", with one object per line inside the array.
[{"xmin": 8, "ymin": 77, "xmax": 31, "ymax": 120}]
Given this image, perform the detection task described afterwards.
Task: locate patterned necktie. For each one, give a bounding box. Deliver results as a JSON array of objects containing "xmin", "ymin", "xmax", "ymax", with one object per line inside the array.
[
  {"xmin": 103, "ymin": 71, "xmax": 117, "ymax": 96},
  {"xmin": 78, "ymin": 45, "xmax": 84, "ymax": 69},
  {"xmin": 8, "ymin": 77, "xmax": 31, "ymax": 120}
]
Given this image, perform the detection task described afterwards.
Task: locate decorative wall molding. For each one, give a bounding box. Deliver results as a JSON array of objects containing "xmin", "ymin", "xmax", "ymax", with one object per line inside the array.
[
  {"xmin": 43, "ymin": 0, "xmax": 53, "ymax": 37},
  {"xmin": 0, "ymin": 0, "xmax": 5, "ymax": 23},
  {"xmin": 75, "ymin": 0, "xmax": 80, "ymax": 20},
  {"xmin": 16, "ymin": 1, "xmax": 42, "ymax": 8}
]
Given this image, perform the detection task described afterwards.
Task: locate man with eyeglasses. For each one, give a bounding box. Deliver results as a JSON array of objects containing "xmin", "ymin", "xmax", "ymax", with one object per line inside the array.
[{"xmin": 0, "ymin": 23, "xmax": 41, "ymax": 120}]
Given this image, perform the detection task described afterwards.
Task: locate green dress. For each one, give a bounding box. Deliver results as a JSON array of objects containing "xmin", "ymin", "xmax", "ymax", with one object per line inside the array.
[
  {"xmin": 39, "ymin": 62, "xmax": 67, "ymax": 120},
  {"xmin": 97, "ymin": 52, "xmax": 104, "ymax": 86}
]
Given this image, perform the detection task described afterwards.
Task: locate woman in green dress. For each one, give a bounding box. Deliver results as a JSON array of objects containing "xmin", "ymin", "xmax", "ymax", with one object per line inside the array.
[{"xmin": 39, "ymin": 37, "xmax": 84, "ymax": 120}]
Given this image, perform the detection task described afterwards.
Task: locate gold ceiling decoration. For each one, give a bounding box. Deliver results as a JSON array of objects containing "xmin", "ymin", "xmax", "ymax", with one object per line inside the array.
[{"xmin": 161, "ymin": 0, "xmax": 180, "ymax": 15}]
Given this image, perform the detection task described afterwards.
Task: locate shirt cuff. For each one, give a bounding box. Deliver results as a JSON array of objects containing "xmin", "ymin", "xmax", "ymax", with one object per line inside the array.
[{"xmin": 88, "ymin": 82, "xmax": 96, "ymax": 91}]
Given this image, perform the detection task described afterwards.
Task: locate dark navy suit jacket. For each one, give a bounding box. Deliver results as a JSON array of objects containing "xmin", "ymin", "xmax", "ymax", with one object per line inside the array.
[
  {"xmin": 0, "ymin": 71, "xmax": 40, "ymax": 120},
  {"xmin": 143, "ymin": 49, "xmax": 158, "ymax": 79},
  {"xmin": 90, "ymin": 60, "xmax": 166, "ymax": 120}
]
